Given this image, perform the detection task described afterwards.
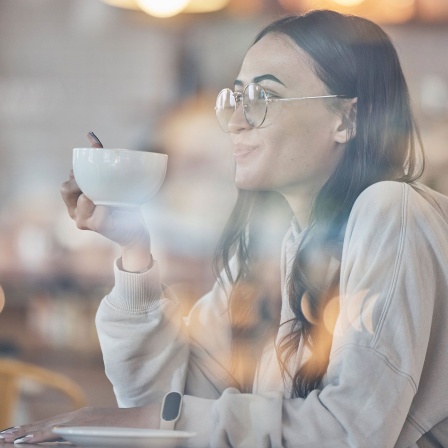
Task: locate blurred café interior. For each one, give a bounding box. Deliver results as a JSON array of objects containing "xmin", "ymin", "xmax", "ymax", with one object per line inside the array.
[{"xmin": 0, "ymin": 0, "xmax": 447, "ymax": 427}]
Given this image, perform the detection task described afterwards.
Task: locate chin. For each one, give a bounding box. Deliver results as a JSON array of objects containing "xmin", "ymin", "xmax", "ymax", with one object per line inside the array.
[
  {"xmin": 235, "ymin": 176, "xmax": 259, "ymax": 191},
  {"xmin": 235, "ymin": 179, "xmax": 271, "ymax": 193},
  {"xmin": 235, "ymin": 167, "xmax": 277, "ymax": 191}
]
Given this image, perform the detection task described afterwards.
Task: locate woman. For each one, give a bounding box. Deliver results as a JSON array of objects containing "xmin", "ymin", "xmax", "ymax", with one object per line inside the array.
[{"xmin": 3, "ymin": 9, "xmax": 448, "ymax": 448}]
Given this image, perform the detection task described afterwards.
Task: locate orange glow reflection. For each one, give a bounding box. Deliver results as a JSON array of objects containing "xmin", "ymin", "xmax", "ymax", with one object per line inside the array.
[
  {"xmin": 323, "ymin": 295, "xmax": 340, "ymax": 335},
  {"xmin": 0, "ymin": 285, "xmax": 4, "ymax": 313},
  {"xmin": 333, "ymin": 289, "xmax": 379, "ymax": 337},
  {"xmin": 278, "ymin": 0, "xmax": 416, "ymax": 24}
]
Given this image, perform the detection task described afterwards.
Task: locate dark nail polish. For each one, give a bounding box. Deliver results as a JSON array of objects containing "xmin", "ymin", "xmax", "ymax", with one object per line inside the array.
[{"xmin": 88, "ymin": 131, "xmax": 103, "ymax": 147}]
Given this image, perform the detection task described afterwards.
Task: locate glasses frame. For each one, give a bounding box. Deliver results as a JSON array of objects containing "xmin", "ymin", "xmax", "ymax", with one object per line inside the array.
[{"xmin": 215, "ymin": 82, "xmax": 346, "ymax": 133}]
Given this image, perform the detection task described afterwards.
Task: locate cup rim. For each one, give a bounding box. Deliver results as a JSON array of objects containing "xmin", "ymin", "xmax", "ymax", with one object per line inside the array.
[{"xmin": 73, "ymin": 147, "xmax": 168, "ymax": 158}]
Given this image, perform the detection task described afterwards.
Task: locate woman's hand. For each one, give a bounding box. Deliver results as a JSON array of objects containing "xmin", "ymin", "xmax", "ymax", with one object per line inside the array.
[
  {"xmin": 60, "ymin": 171, "xmax": 150, "ymax": 249},
  {"xmin": 60, "ymin": 134, "xmax": 153, "ymax": 272},
  {"xmin": 0, "ymin": 404, "xmax": 161, "ymax": 444},
  {"xmin": 60, "ymin": 171, "xmax": 152, "ymax": 272}
]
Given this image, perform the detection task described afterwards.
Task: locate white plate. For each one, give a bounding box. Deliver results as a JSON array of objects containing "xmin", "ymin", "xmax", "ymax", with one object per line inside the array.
[{"xmin": 52, "ymin": 426, "xmax": 196, "ymax": 448}]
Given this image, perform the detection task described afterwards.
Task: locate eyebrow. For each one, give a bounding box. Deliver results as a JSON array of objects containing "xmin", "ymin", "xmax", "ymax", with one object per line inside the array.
[{"xmin": 234, "ymin": 74, "xmax": 286, "ymax": 87}]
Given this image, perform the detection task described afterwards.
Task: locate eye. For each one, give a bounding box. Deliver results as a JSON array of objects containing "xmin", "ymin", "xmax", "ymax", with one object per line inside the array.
[{"xmin": 263, "ymin": 91, "xmax": 278, "ymax": 99}]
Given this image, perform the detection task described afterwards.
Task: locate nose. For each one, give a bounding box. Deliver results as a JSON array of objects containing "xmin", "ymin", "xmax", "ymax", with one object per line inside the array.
[{"xmin": 227, "ymin": 102, "xmax": 251, "ymax": 134}]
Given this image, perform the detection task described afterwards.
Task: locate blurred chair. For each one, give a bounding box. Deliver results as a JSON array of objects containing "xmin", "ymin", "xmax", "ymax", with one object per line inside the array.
[{"xmin": 0, "ymin": 358, "xmax": 86, "ymax": 428}]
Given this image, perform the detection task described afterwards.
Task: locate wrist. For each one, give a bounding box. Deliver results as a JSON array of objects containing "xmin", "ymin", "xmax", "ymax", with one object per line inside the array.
[
  {"xmin": 121, "ymin": 235, "xmax": 153, "ymax": 273},
  {"xmin": 160, "ymin": 392, "xmax": 182, "ymax": 431},
  {"xmin": 134, "ymin": 403, "xmax": 162, "ymax": 429}
]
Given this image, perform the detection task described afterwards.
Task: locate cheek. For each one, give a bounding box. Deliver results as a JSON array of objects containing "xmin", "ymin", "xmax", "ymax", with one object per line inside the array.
[
  {"xmin": 267, "ymin": 117, "xmax": 335, "ymax": 175},
  {"xmin": 259, "ymin": 105, "xmax": 335, "ymax": 163},
  {"xmin": 280, "ymin": 109, "xmax": 317, "ymax": 140},
  {"xmin": 272, "ymin": 119, "xmax": 316, "ymax": 160}
]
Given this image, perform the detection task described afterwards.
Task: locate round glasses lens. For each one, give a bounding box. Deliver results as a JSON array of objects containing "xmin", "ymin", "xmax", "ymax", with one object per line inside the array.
[
  {"xmin": 216, "ymin": 88, "xmax": 236, "ymax": 132},
  {"xmin": 244, "ymin": 84, "xmax": 268, "ymax": 128}
]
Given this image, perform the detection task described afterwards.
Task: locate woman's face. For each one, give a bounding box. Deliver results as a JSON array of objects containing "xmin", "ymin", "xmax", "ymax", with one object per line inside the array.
[{"xmin": 229, "ymin": 34, "xmax": 346, "ymax": 205}]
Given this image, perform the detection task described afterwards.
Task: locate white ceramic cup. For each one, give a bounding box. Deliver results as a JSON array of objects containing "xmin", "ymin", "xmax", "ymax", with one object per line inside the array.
[{"xmin": 72, "ymin": 148, "xmax": 168, "ymax": 207}]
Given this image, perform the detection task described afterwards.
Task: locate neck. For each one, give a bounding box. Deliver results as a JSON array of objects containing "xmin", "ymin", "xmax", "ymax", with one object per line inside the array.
[{"xmin": 283, "ymin": 194, "xmax": 314, "ymax": 230}]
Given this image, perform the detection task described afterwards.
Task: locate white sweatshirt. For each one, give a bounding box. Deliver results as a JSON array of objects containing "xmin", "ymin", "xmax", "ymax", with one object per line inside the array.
[{"xmin": 96, "ymin": 181, "xmax": 448, "ymax": 447}]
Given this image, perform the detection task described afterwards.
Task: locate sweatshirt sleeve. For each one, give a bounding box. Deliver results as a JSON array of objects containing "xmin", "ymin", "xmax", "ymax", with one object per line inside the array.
[
  {"xmin": 175, "ymin": 181, "xmax": 442, "ymax": 447},
  {"xmin": 183, "ymin": 279, "xmax": 240, "ymax": 399},
  {"xmin": 95, "ymin": 260, "xmax": 190, "ymax": 407},
  {"xmin": 95, "ymin": 256, "xmax": 239, "ymax": 408}
]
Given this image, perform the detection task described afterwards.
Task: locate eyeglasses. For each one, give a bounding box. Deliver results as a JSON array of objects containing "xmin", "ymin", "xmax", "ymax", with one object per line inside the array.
[{"xmin": 215, "ymin": 83, "xmax": 345, "ymax": 133}]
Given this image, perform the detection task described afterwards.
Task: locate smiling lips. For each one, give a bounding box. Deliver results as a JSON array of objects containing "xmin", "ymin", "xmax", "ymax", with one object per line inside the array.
[{"xmin": 234, "ymin": 145, "xmax": 257, "ymax": 159}]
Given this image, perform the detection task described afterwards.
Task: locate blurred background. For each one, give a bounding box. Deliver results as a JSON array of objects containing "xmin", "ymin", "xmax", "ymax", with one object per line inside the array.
[{"xmin": 0, "ymin": 0, "xmax": 447, "ymax": 425}]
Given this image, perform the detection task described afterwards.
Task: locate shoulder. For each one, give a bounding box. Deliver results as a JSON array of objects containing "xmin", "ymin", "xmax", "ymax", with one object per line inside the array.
[
  {"xmin": 351, "ymin": 181, "xmax": 405, "ymax": 216},
  {"xmin": 346, "ymin": 181, "xmax": 448, "ymax": 245},
  {"xmin": 345, "ymin": 181, "xmax": 407, "ymax": 240},
  {"xmin": 350, "ymin": 180, "xmax": 448, "ymax": 224}
]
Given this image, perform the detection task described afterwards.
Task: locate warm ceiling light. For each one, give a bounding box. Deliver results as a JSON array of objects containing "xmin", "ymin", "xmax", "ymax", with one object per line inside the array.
[
  {"xmin": 184, "ymin": 0, "xmax": 230, "ymax": 13},
  {"xmin": 101, "ymin": 0, "xmax": 140, "ymax": 10},
  {"xmin": 333, "ymin": 0, "xmax": 364, "ymax": 6},
  {"xmin": 418, "ymin": 0, "xmax": 448, "ymax": 22},
  {"xmin": 136, "ymin": 0, "xmax": 190, "ymax": 17},
  {"xmin": 397, "ymin": 0, "xmax": 415, "ymax": 7},
  {"xmin": 280, "ymin": 0, "xmax": 416, "ymax": 24},
  {"xmin": 101, "ymin": 0, "xmax": 231, "ymax": 15},
  {"xmin": 183, "ymin": 0, "xmax": 230, "ymax": 13}
]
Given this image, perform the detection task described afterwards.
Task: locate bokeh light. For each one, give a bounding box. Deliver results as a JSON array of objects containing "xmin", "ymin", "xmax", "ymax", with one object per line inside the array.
[
  {"xmin": 136, "ymin": 0, "xmax": 190, "ymax": 17},
  {"xmin": 333, "ymin": 0, "xmax": 365, "ymax": 6},
  {"xmin": 185, "ymin": 0, "xmax": 230, "ymax": 13},
  {"xmin": 0, "ymin": 285, "xmax": 4, "ymax": 313}
]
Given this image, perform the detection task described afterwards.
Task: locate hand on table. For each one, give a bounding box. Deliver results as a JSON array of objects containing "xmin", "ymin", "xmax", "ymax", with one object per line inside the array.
[{"xmin": 0, "ymin": 404, "xmax": 160, "ymax": 444}]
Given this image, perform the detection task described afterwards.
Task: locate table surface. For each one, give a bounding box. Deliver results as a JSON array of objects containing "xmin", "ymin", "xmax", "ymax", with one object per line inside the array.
[
  {"xmin": 1, "ymin": 440, "xmax": 191, "ymax": 447},
  {"xmin": 1, "ymin": 441, "xmax": 188, "ymax": 448}
]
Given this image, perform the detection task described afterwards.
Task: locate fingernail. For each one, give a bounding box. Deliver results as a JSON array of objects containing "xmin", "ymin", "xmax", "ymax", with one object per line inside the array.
[
  {"xmin": 87, "ymin": 131, "xmax": 103, "ymax": 147},
  {"xmin": 14, "ymin": 435, "xmax": 33, "ymax": 444},
  {"xmin": 0, "ymin": 427, "xmax": 19, "ymax": 433}
]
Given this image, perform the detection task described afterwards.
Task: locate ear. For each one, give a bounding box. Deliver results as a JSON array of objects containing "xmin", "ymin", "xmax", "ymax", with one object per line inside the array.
[{"xmin": 334, "ymin": 98, "xmax": 357, "ymax": 144}]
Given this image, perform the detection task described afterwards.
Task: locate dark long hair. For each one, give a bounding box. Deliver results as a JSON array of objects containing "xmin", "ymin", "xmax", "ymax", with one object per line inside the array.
[{"xmin": 213, "ymin": 10, "xmax": 425, "ymax": 397}]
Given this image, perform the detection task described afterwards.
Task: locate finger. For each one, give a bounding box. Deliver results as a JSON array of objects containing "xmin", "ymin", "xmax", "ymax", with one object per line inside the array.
[
  {"xmin": 0, "ymin": 426, "xmax": 26, "ymax": 443},
  {"xmin": 0, "ymin": 429, "xmax": 25, "ymax": 443},
  {"xmin": 81, "ymin": 204, "xmax": 111, "ymax": 235},
  {"xmin": 60, "ymin": 178, "xmax": 82, "ymax": 220},
  {"xmin": 60, "ymin": 177, "xmax": 82, "ymax": 202},
  {"xmin": 0, "ymin": 427, "xmax": 19, "ymax": 438},
  {"xmin": 13, "ymin": 427, "xmax": 60, "ymax": 444},
  {"xmin": 74, "ymin": 194, "xmax": 97, "ymax": 230},
  {"xmin": 1, "ymin": 422, "xmax": 42, "ymax": 442},
  {"xmin": 2, "ymin": 412, "xmax": 75, "ymax": 443},
  {"xmin": 87, "ymin": 131, "xmax": 103, "ymax": 148}
]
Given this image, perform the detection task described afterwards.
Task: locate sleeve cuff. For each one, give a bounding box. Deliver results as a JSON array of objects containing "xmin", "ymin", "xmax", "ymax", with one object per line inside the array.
[
  {"xmin": 175, "ymin": 395, "xmax": 215, "ymax": 447},
  {"xmin": 105, "ymin": 257, "xmax": 164, "ymax": 312}
]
